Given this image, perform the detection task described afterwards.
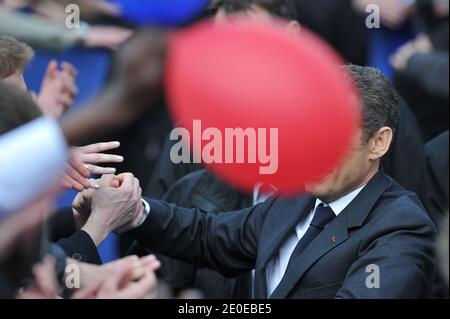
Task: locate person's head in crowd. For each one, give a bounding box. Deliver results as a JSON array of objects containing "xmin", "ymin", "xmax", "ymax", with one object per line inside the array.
[
  {"xmin": 305, "ymin": 65, "xmax": 399, "ymax": 203},
  {"xmin": 0, "ymin": 35, "xmax": 34, "ymax": 91},
  {"xmin": 210, "ymin": 0, "xmax": 300, "ymax": 34},
  {"xmin": 0, "ymin": 80, "xmax": 41, "ymax": 135}
]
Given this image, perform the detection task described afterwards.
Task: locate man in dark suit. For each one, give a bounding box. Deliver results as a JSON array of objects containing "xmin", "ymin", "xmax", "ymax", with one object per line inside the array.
[
  {"xmin": 129, "ymin": 65, "xmax": 436, "ymax": 298},
  {"xmin": 80, "ymin": 64, "xmax": 436, "ymax": 298}
]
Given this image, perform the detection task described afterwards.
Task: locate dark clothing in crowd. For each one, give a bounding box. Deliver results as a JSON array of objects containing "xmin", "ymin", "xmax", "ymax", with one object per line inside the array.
[
  {"xmin": 131, "ymin": 170, "xmax": 436, "ymax": 299},
  {"xmin": 383, "ymin": 96, "xmax": 425, "ymax": 195},
  {"xmin": 405, "ymin": 52, "xmax": 449, "ymax": 98},
  {"xmin": 420, "ymin": 131, "xmax": 449, "ymax": 227},
  {"xmin": 105, "ymin": 103, "xmax": 173, "ymax": 192},
  {"xmin": 395, "ymin": 71, "xmax": 449, "ymax": 140},
  {"xmin": 394, "ymin": 15, "xmax": 449, "ymax": 140},
  {"xmin": 132, "ymin": 170, "xmax": 253, "ymax": 298},
  {"xmin": 48, "ymin": 208, "xmax": 101, "ymax": 265},
  {"xmin": 294, "ymin": 0, "xmax": 368, "ymax": 65},
  {"xmin": 145, "ymin": 132, "xmax": 202, "ymax": 199}
]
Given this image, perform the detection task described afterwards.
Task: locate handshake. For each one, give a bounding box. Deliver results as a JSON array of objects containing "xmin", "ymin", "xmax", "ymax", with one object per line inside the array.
[{"xmin": 72, "ymin": 173, "xmax": 146, "ymax": 246}]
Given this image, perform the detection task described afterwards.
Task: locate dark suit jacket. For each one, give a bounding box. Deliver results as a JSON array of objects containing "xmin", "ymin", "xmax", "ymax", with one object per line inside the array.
[
  {"xmin": 130, "ymin": 170, "xmax": 253, "ymax": 298},
  {"xmin": 48, "ymin": 207, "xmax": 101, "ymax": 265},
  {"xmin": 131, "ymin": 170, "xmax": 436, "ymax": 299}
]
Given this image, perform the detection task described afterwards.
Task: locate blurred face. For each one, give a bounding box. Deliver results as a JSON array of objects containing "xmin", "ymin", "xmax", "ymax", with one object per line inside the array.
[
  {"xmin": 214, "ymin": 4, "xmax": 274, "ymax": 23},
  {"xmin": 304, "ymin": 128, "xmax": 381, "ymax": 203},
  {"xmin": 214, "ymin": 4, "xmax": 301, "ymax": 34},
  {"xmin": 3, "ymin": 70, "xmax": 27, "ymax": 92}
]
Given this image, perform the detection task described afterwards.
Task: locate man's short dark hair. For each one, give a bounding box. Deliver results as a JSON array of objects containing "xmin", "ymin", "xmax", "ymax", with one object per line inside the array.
[
  {"xmin": 210, "ymin": 0, "xmax": 297, "ymax": 21},
  {"xmin": 0, "ymin": 80, "xmax": 41, "ymax": 135},
  {"xmin": 346, "ymin": 65, "xmax": 400, "ymax": 142}
]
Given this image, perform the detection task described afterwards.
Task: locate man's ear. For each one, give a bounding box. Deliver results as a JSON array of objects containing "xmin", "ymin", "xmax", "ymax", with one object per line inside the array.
[
  {"xmin": 285, "ymin": 20, "xmax": 301, "ymax": 36},
  {"xmin": 368, "ymin": 127, "xmax": 393, "ymax": 160}
]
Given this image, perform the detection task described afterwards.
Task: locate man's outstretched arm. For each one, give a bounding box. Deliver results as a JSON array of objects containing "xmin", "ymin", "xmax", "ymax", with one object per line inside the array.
[{"xmin": 129, "ymin": 197, "xmax": 274, "ymax": 278}]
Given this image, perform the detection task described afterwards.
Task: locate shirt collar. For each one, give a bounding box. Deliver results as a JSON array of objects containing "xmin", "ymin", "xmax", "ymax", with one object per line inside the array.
[{"xmin": 314, "ymin": 184, "xmax": 366, "ymax": 217}]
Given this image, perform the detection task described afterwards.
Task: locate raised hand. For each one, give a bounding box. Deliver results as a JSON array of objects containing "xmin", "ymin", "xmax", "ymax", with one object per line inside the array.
[
  {"xmin": 61, "ymin": 141, "xmax": 124, "ymax": 191},
  {"xmin": 73, "ymin": 141, "xmax": 123, "ymax": 175},
  {"xmin": 37, "ymin": 60, "xmax": 78, "ymax": 118}
]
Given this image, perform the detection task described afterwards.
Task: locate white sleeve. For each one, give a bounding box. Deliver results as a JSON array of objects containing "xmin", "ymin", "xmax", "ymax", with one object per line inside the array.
[{"xmin": 0, "ymin": 117, "xmax": 68, "ymax": 218}]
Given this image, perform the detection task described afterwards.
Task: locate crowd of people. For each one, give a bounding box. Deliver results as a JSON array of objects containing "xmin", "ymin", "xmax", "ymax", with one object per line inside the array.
[{"xmin": 0, "ymin": 0, "xmax": 448, "ymax": 299}]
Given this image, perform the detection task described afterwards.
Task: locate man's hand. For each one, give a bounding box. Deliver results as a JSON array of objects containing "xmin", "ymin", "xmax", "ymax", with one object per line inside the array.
[
  {"xmin": 37, "ymin": 60, "xmax": 78, "ymax": 118},
  {"xmin": 72, "ymin": 187, "xmax": 95, "ymax": 230},
  {"xmin": 81, "ymin": 174, "xmax": 144, "ymax": 246}
]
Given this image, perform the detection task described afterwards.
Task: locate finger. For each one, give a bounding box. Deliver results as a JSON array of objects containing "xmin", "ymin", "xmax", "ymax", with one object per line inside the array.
[
  {"xmin": 60, "ymin": 76, "xmax": 78, "ymax": 98},
  {"xmin": 70, "ymin": 156, "xmax": 90, "ymax": 178},
  {"xmin": 72, "ymin": 281, "xmax": 102, "ymax": 299},
  {"xmin": 62, "ymin": 175, "xmax": 84, "ymax": 192},
  {"xmin": 77, "ymin": 141, "xmax": 121, "ymax": 154},
  {"xmin": 61, "ymin": 61, "xmax": 78, "ymax": 77},
  {"xmin": 67, "ymin": 165, "xmax": 92, "ymax": 189},
  {"xmin": 57, "ymin": 94, "xmax": 74, "ymax": 110},
  {"xmin": 87, "ymin": 164, "xmax": 117, "ymax": 175},
  {"xmin": 117, "ymin": 173, "xmax": 135, "ymax": 189},
  {"xmin": 121, "ymin": 270, "xmax": 158, "ymax": 299},
  {"xmin": 110, "ymin": 178, "xmax": 120, "ymax": 188},
  {"xmin": 81, "ymin": 153, "xmax": 124, "ymax": 164},
  {"xmin": 133, "ymin": 178, "xmax": 141, "ymax": 198},
  {"xmin": 44, "ymin": 60, "xmax": 58, "ymax": 80},
  {"xmin": 99, "ymin": 173, "xmax": 115, "ymax": 186},
  {"xmin": 102, "ymin": 263, "xmax": 133, "ymax": 293}
]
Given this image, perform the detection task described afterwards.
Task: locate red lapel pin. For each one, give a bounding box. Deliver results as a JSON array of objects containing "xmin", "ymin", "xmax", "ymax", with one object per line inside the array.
[{"xmin": 331, "ymin": 236, "xmax": 337, "ymax": 243}]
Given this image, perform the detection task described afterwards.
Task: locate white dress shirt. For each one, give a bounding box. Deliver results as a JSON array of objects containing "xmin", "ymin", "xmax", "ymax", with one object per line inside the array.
[
  {"xmin": 0, "ymin": 117, "xmax": 67, "ymax": 218},
  {"xmin": 265, "ymin": 185, "xmax": 366, "ymax": 297}
]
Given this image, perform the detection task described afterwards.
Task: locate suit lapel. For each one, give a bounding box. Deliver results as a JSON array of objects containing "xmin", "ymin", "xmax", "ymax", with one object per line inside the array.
[
  {"xmin": 254, "ymin": 196, "xmax": 315, "ymax": 298},
  {"xmin": 269, "ymin": 213, "xmax": 349, "ymax": 299},
  {"xmin": 269, "ymin": 170, "xmax": 391, "ymax": 299}
]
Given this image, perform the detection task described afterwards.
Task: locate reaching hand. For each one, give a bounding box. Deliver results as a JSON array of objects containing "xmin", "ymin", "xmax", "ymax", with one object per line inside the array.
[
  {"xmin": 73, "ymin": 141, "xmax": 123, "ymax": 175},
  {"xmin": 72, "ymin": 255, "xmax": 159, "ymax": 299},
  {"xmin": 37, "ymin": 60, "xmax": 78, "ymax": 118},
  {"xmin": 19, "ymin": 256, "xmax": 58, "ymax": 299},
  {"xmin": 61, "ymin": 141, "xmax": 124, "ymax": 192},
  {"xmin": 390, "ymin": 34, "xmax": 433, "ymax": 71},
  {"xmin": 84, "ymin": 26, "xmax": 134, "ymax": 51}
]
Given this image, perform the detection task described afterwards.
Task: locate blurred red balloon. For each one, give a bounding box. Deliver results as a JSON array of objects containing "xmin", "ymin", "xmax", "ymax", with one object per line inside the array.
[{"xmin": 165, "ymin": 21, "xmax": 360, "ymax": 195}]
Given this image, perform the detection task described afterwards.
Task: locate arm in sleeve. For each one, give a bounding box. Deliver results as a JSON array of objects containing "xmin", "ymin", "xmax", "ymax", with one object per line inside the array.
[
  {"xmin": 406, "ymin": 52, "xmax": 449, "ymax": 98},
  {"xmin": 48, "ymin": 207, "xmax": 77, "ymax": 242},
  {"xmin": 336, "ymin": 204, "xmax": 437, "ymax": 299},
  {"xmin": 129, "ymin": 197, "xmax": 275, "ymax": 278},
  {"xmin": 56, "ymin": 230, "xmax": 101, "ymax": 265},
  {"xmin": 0, "ymin": 11, "xmax": 76, "ymax": 51}
]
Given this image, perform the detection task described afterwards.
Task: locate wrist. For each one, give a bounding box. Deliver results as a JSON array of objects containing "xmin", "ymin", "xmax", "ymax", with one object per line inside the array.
[{"xmin": 81, "ymin": 217, "xmax": 110, "ymax": 247}]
